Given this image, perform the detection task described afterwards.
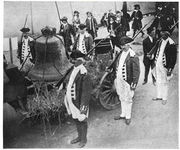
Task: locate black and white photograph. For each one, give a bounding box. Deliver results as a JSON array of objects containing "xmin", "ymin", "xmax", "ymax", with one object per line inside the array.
[{"xmin": 3, "ymin": 1, "xmax": 179, "ymax": 148}]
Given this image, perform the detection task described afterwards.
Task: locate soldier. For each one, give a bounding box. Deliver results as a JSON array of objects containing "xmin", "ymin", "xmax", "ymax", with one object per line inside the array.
[
  {"xmin": 130, "ymin": 4, "xmax": 144, "ymax": 38},
  {"xmin": 85, "ymin": 12, "xmax": 98, "ymax": 39},
  {"xmin": 100, "ymin": 12, "xmax": 108, "ymax": 27},
  {"xmin": 147, "ymin": 31, "xmax": 177, "ymax": 105},
  {"xmin": 72, "ymin": 11, "xmax": 81, "ymax": 33},
  {"xmin": 150, "ymin": 3, "xmax": 174, "ymax": 39},
  {"xmin": 72, "ymin": 24, "xmax": 93, "ymax": 58},
  {"xmin": 114, "ymin": 10, "xmax": 126, "ymax": 38},
  {"xmin": 113, "ymin": 36, "xmax": 140, "ymax": 125},
  {"xmin": 142, "ymin": 27, "xmax": 156, "ymax": 85},
  {"xmin": 64, "ymin": 50, "xmax": 93, "ymax": 148},
  {"xmin": 59, "ymin": 16, "xmax": 76, "ymax": 59},
  {"xmin": 18, "ymin": 27, "xmax": 34, "ymax": 73},
  {"xmin": 121, "ymin": 9, "xmax": 130, "ymax": 36}
]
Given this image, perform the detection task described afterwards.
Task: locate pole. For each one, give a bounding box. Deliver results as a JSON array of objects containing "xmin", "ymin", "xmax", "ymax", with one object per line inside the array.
[
  {"xmin": 170, "ymin": 20, "xmax": 179, "ymax": 30},
  {"xmin": 69, "ymin": 2, "xmax": 73, "ymax": 19},
  {"xmin": 30, "ymin": 2, "xmax": 34, "ymax": 34},
  {"xmin": 9, "ymin": 38, "xmax": 13, "ymax": 64},
  {"xmin": 55, "ymin": 1, "xmax": 61, "ymax": 26},
  {"xmin": 114, "ymin": 2, "xmax": 117, "ymax": 13}
]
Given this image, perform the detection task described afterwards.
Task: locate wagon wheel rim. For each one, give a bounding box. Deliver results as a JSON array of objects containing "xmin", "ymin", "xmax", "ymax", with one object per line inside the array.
[{"xmin": 99, "ymin": 72, "xmax": 121, "ymax": 110}]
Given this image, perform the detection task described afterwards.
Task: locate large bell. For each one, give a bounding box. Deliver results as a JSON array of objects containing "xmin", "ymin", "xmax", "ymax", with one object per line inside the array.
[{"xmin": 28, "ymin": 26, "xmax": 72, "ymax": 81}]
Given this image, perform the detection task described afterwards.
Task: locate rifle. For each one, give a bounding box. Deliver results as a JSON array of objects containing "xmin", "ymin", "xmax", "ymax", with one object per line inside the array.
[
  {"xmin": 69, "ymin": 2, "xmax": 74, "ymax": 23},
  {"xmin": 170, "ymin": 20, "xmax": 179, "ymax": 30},
  {"xmin": 55, "ymin": 1, "xmax": 61, "ymax": 26},
  {"xmin": 30, "ymin": 2, "xmax": 34, "ymax": 35},
  {"xmin": 17, "ymin": 14, "xmax": 28, "ymax": 59}
]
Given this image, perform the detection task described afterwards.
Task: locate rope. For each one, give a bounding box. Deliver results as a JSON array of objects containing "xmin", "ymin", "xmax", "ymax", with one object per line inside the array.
[{"xmin": 42, "ymin": 37, "xmax": 48, "ymax": 81}]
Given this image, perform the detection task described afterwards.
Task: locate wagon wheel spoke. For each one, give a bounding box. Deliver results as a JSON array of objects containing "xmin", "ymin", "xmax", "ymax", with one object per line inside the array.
[
  {"xmin": 102, "ymin": 89, "xmax": 111, "ymax": 95},
  {"xmin": 101, "ymin": 85, "xmax": 111, "ymax": 89},
  {"xmin": 99, "ymin": 72, "xmax": 121, "ymax": 110},
  {"xmin": 105, "ymin": 93, "xmax": 113, "ymax": 104}
]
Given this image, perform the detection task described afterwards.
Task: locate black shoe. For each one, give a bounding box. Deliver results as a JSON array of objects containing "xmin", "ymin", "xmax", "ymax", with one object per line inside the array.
[
  {"xmin": 125, "ymin": 119, "xmax": 131, "ymax": 125},
  {"xmin": 70, "ymin": 137, "xmax": 80, "ymax": 144},
  {"xmin": 78, "ymin": 141, "xmax": 86, "ymax": 148},
  {"xmin": 142, "ymin": 81, "xmax": 147, "ymax": 85},
  {"xmin": 114, "ymin": 115, "xmax": 125, "ymax": 120},
  {"xmin": 152, "ymin": 98, "xmax": 162, "ymax": 101}
]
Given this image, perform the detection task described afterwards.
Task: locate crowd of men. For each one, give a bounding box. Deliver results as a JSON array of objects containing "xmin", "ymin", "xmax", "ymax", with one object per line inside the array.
[{"xmin": 14, "ymin": 2, "xmax": 178, "ymax": 148}]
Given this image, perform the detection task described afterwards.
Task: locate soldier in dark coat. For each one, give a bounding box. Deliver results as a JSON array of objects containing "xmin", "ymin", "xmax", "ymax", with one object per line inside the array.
[
  {"xmin": 142, "ymin": 27, "xmax": 156, "ymax": 85},
  {"xmin": 72, "ymin": 11, "xmax": 81, "ymax": 33},
  {"xmin": 147, "ymin": 31, "xmax": 177, "ymax": 105},
  {"xmin": 130, "ymin": 4, "xmax": 144, "ymax": 37},
  {"xmin": 113, "ymin": 36, "xmax": 140, "ymax": 125},
  {"xmin": 150, "ymin": 3, "xmax": 175, "ymax": 39},
  {"xmin": 85, "ymin": 12, "xmax": 98, "ymax": 39},
  {"xmin": 64, "ymin": 50, "xmax": 93, "ymax": 148},
  {"xmin": 121, "ymin": 10, "xmax": 130, "ymax": 36},
  {"xmin": 114, "ymin": 11, "xmax": 126, "ymax": 38},
  {"xmin": 72, "ymin": 24, "xmax": 93, "ymax": 58},
  {"xmin": 59, "ymin": 16, "xmax": 76, "ymax": 59}
]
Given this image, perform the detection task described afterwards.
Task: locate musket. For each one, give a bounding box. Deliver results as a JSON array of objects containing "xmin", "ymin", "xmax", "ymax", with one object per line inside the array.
[
  {"xmin": 170, "ymin": 20, "xmax": 179, "ymax": 30},
  {"xmin": 55, "ymin": 1, "xmax": 61, "ymax": 26},
  {"xmin": 69, "ymin": 2, "xmax": 74, "ymax": 23},
  {"xmin": 20, "ymin": 14, "xmax": 28, "ymax": 42},
  {"xmin": 30, "ymin": 2, "xmax": 34, "ymax": 35},
  {"xmin": 17, "ymin": 14, "xmax": 28, "ymax": 59}
]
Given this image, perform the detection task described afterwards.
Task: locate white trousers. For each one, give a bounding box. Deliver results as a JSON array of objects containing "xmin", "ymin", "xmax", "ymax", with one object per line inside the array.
[
  {"xmin": 156, "ymin": 82, "xmax": 168, "ymax": 100},
  {"xmin": 120, "ymin": 100, "xmax": 133, "ymax": 119}
]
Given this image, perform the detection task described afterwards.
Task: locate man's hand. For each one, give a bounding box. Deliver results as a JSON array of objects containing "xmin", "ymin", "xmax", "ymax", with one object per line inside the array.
[
  {"xmin": 130, "ymin": 83, "xmax": 136, "ymax": 91},
  {"xmin": 167, "ymin": 69, "xmax": 172, "ymax": 76}
]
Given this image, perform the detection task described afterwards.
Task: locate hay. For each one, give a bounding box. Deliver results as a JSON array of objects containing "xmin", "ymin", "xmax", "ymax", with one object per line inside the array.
[{"xmin": 27, "ymin": 82, "xmax": 65, "ymax": 118}]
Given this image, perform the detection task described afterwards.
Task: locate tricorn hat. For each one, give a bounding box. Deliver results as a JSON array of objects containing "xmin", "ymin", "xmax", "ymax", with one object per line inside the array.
[
  {"xmin": 86, "ymin": 11, "xmax": 92, "ymax": 15},
  {"xmin": 70, "ymin": 50, "xmax": 86, "ymax": 59},
  {"xmin": 74, "ymin": 10, "xmax": 79, "ymax": 14},
  {"xmin": 134, "ymin": 4, "xmax": 140, "ymax": 9},
  {"xmin": 60, "ymin": 16, "xmax": 68, "ymax": 21},
  {"xmin": 118, "ymin": 36, "xmax": 133, "ymax": 45},
  {"xmin": 20, "ymin": 27, "xmax": 30, "ymax": 33},
  {"xmin": 78, "ymin": 24, "xmax": 87, "ymax": 30}
]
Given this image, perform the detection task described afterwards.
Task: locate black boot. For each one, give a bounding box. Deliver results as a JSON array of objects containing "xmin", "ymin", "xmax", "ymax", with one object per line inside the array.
[{"xmin": 78, "ymin": 121, "xmax": 87, "ymax": 148}]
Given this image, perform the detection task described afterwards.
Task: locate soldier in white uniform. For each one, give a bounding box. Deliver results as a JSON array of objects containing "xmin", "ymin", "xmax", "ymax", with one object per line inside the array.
[
  {"xmin": 113, "ymin": 36, "xmax": 140, "ymax": 125},
  {"xmin": 18, "ymin": 27, "xmax": 34, "ymax": 73},
  {"xmin": 147, "ymin": 31, "xmax": 177, "ymax": 105}
]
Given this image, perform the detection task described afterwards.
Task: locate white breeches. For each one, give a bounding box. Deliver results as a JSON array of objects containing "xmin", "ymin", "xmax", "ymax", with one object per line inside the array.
[
  {"xmin": 156, "ymin": 82, "xmax": 168, "ymax": 100},
  {"xmin": 120, "ymin": 100, "xmax": 133, "ymax": 119}
]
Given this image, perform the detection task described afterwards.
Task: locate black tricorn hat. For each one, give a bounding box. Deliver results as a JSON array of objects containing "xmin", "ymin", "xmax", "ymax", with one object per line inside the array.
[
  {"xmin": 60, "ymin": 16, "xmax": 68, "ymax": 21},
  {"xmin": 20, "ymin": 27, "xmax": 30, "ymax": 33},
  {"xmin": 78, "ymin": 24, "xmax": 87, "ymax": 30},
  {"xmin": 70, "ymin": 50, "xmax": 86, "ymax": 59},
  {"xmin": 74, "ymin": 10, "xmax": 79, "ymax": 14},
  {"xmin": 134, "ymin": 4, "xmax": 140, "ymax": 9},
  {"xmin": 86, "ymin": 11, "xmax": 92, "ymax": 15},
  {"xmin": 119, "ymin": 36, "xmax": 133, "ymax": 45}
]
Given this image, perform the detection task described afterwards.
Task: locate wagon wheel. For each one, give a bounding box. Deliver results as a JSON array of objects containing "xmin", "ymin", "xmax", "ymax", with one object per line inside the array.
[{"xmin": 99, "ymin": 71, "xmax": 121, "ymax": 110}]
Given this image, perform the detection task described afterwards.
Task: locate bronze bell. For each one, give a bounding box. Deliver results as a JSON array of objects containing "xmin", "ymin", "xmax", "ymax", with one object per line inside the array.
[{"xmin": 28, "ymin": 26, "xmax": 72, "ymax": 81}]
